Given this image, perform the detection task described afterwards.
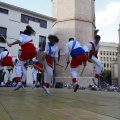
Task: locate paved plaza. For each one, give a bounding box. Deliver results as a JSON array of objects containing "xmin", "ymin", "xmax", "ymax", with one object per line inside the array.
[{"xmin": 0, "ymin": 87, "xmax": 120, "ymax": 120}]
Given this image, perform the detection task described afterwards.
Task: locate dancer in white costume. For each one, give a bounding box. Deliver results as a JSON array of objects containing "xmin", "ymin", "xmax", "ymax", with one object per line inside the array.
[
  {"xmin": 43, "ymin": 35, "xmax": 59, "ymax": 94},
  {"xmin": 0, "ymin": 49, "xmax": 13, "ymax": 67},
  {"xmin": 31, "ymin": 57, "xmax": 43, "ymax": 89},
  {"xmin": 12, "ymin": 56, "xmax": 28, "ymax": 89},
  {"xmin": 7, "ymin": 25, "xmax": 37, "ymax": 91},
  {"xmin": 0, "ymin": 65, "xmax": 5, "ymax": 86},
  {"xmin": 65, "ymin": 38, "xmax": 88, "ymax": 92},
  {"xmin": 83, "ymin": 35, "xmax": 103, "ymax": 87}
]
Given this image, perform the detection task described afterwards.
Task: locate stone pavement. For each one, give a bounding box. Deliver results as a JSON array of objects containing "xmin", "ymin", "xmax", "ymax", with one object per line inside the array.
[{"xmin": 0, "ymin": 87, "xmax": 120, "ymax": 120}]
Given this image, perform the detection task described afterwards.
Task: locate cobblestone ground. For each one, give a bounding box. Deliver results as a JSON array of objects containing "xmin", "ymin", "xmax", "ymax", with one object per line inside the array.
[{"xmin": 0, "ymin": 87, "xmax": 120, "ymax": 120}]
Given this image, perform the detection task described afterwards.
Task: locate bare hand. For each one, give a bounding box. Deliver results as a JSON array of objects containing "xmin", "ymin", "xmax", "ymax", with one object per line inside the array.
[
  {"xmin": 7, "ymin": 43, "xmax": 12, "ymax": 47},
  {"xmin": 83, "ymin": 61, "xmax": 86, "ymax": 66},
  {"xmin": 67, "ymin": 60, "xmax": 70, "ymax": 65}
]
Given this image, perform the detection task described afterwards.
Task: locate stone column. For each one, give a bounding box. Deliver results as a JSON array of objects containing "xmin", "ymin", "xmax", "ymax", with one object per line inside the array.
[
  {"xmin": 52, "ymin": 0, "xmax": 96, "ymax": 86},
  {"xmin": 118, "ymin": 24, "xmax": 120, "ymax": 87}
]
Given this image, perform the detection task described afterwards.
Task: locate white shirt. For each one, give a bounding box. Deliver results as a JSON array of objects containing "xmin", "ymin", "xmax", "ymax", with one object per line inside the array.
[
  {"xmin": 32, "ymin": 57, "xmax": 39, "ymax": 62},
  {"xmin": 44, "ymin": 42, "xmax": 59, "ymax": 58},
  {"xmin": 64, "ymin": 40, "xmax": 82, "ymax": 54},
  {"xmin": 85, "ymin": 40, "xmax": 100, "ymax": 52},
  {"xmin": 0, "ymin": 51, "xmax": 12, "ymax": 59},
  {"xmin": 18, "ymin": 34, "xmax": 34, "ymax": 46},
  {"xmin": 64, "ymin": 40, "xmax": 82, "ymax": 61}
]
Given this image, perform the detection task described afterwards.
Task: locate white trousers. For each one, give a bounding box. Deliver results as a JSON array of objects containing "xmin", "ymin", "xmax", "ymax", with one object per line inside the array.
[
  {"xmin": 32, "ymin": 69, "xmax": 37, "ymax": 81},
  {"xmin": 15, "ymin": 60, "xmax": 27, "ymax": 82},
  {"xmin": 89, "ymin": 55, "xmax": 103, "ymax": 75},
  {"xmin": 44, "ymin": 59, "xmax": 53, "ymax": 85},
  {"xmin": 70, "ymin": 67, "xmax": 78, "ymax": 79}
]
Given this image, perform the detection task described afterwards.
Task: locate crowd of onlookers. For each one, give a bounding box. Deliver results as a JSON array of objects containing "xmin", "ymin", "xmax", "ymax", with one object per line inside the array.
[{"xmin": 67, "ymin": 82, "xmax": 120, "ymax": 92}]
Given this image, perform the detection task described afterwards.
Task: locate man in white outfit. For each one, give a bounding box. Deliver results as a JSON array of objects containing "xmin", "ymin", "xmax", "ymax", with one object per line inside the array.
[
  {"xmin": 43, "ymin": 35, "xmax": 59, "ymax": 94},
  {"xmin": 31, "ymin": 57, "xmax": 43, "ymax": 89},
  {"xmin": 83, "ymin": 35, "xmax": 103, "ymax": 87},
  {"xmin": 7, "ymin": 25, "xmax": 37, "ymax": 91},
  {"xmin": 65, "ymin": 38, "xmax": 88, "ymax": 92}
]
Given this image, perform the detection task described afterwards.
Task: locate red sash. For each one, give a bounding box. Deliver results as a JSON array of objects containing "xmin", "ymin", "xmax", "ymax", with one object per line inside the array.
[
  {"xmin": 34, "ymin": 63, "xmax": 43, "ymax": 72},
  {"xmin": 45, "ymin": 55, "xmax": 53, "ymax": 67},
  {"xmin": 1, "ymin": 52, "xmax": 13, "ymax": 66},
  {"xmin": 89, "ymin": 42, "xmax": 98, "ymax": 58},
  {"xmin": 20, "ymin": 40, "xmax": 36, "ymax": 61},
  {"xmin": 88, "ymin": 42, "xmax": 98, "ymax": 63},
  {"xmin": 71, "ymin": 53, "xmax": 86, "ymax": 68}
]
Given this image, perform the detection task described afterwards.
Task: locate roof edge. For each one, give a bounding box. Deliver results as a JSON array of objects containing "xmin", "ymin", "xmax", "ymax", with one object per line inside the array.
[{"xmin": 0, "ymin": 1, "xmax": 57, "ymax": 22}]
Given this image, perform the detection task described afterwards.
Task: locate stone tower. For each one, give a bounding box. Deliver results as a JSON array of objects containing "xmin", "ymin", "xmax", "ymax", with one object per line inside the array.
[{"xmin": 52, "ymin": 0, "xmax": 96, "ymax": 86}]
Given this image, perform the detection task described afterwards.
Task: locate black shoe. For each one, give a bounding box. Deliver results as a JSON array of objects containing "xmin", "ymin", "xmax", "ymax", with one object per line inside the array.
[{"xmin": 74, "ymin": 84, "xmax": 79, "ymax": 92}]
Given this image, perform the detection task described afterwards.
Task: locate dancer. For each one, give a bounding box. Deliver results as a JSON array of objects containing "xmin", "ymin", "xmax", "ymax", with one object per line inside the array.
[
  {"xmin": 0, "ymin": 65, "xmax": 5, "ymax": 86},
  {"xmin": 7, "ymin": 25, "xmax": 37, "ymax": 91},
  {"xmin": 43, "ymin": 34, "xmax": 59, "ymax": 94},
  {"xmin": 0, "ymin": 49, "xmax": 13, "ymax": 67},
  {"xmin": 64, "ymin": 38, "xmax": 88, "ymax": 92},
  {"xmin": 31, "ymin": 57, "xmax": 43, "ymax": 89},
  {"xmin": 83, "ymin": 35, "xmax": 102, "ymax": 87},
  {"xmin": 12, "ymin": 58, "xmax": 27, "ymax": 89}
]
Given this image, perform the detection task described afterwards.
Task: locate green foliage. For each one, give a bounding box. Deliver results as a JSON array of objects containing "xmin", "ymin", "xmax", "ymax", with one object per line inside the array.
[{"xmin": 101, "ymin": 70, "xmax": 111, "ymax": 84}]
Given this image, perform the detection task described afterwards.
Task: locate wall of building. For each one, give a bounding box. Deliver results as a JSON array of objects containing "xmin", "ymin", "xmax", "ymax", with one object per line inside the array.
[
  {"xmin": 98, "ymin": 42, "xmax": 118, "ymax": 70},
  {"xmin": 111, "ymin": 60, "xmax": 118, "ymax": 86},
  {"xmin": 0, "ymin": 2, "xmax": 55, "ymax": 84}
]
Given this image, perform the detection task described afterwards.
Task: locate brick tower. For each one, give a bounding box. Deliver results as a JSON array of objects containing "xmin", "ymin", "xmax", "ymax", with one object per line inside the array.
[{"xmin": 52, "ymin": 0, "xmax": 96, "ymax": 86}]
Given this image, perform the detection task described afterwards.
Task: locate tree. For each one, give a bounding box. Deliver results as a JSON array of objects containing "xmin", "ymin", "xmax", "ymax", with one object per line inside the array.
[{"xmin": 101, "ymin": 70, "xmax": 111, "ymax": 85}]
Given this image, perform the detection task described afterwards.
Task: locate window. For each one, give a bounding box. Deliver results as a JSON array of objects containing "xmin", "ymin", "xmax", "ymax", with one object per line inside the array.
[
  {"xmin": 21, "ymin": 14, "xmax": 29, "ymax": 24},
  {"xmin": 21, "ymin": 14, "xmax": 47, "ymax": 28},
  {"xmin": 0, "ymin": 47, "xmax": 5, "ymax": 53},
  {"xmin": 104, "ymin": 63, "xmax": 106, "ymax": 67},
  {"xmin": 104, "ymin": 57, "xmax": 106, "ymax": 61},
  {"xmin": 0, "ymin": 27, "xmax": 7, "ymax": 43},
  {"xmin": 39, "ymin": 36, "xmax": 46, "ymax": 51},
  {"xmin": 106, "ymin": 51, "xmax": 108, "ymax": 55},
  {"xmin": 110, "ymin": 52, "xmax": 111, "ymax": 55},
  {"xmin": 40, "ymin": 20, "xmax": 47, "ymax": 28},
  {"xmin": 104, "ymin": 51, "xmax": 105, "ymax": 55},
  {"xmin": 29, "ymin": 17, "xmax": 35, "ymax": 22},
  {"xmin": 110, "ymin": 57, "xmax": 112, "ymax": 61},
  {"xmin": 0, "ymin": 8, "xmax": 8, "ymax": 14}
]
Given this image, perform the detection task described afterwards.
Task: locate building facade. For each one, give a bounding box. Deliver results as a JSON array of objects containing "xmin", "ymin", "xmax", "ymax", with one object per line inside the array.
[
  {"xmin": 111, "ymin": 24, "xmax": 120, "ymax": 87},
  {"xmin": 98, "ymin": 42, "xmax": 118, "ymax": 71},
  {"xmin": 0, "ymin": 1, "xmax": 56, "ymax": 84}
]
